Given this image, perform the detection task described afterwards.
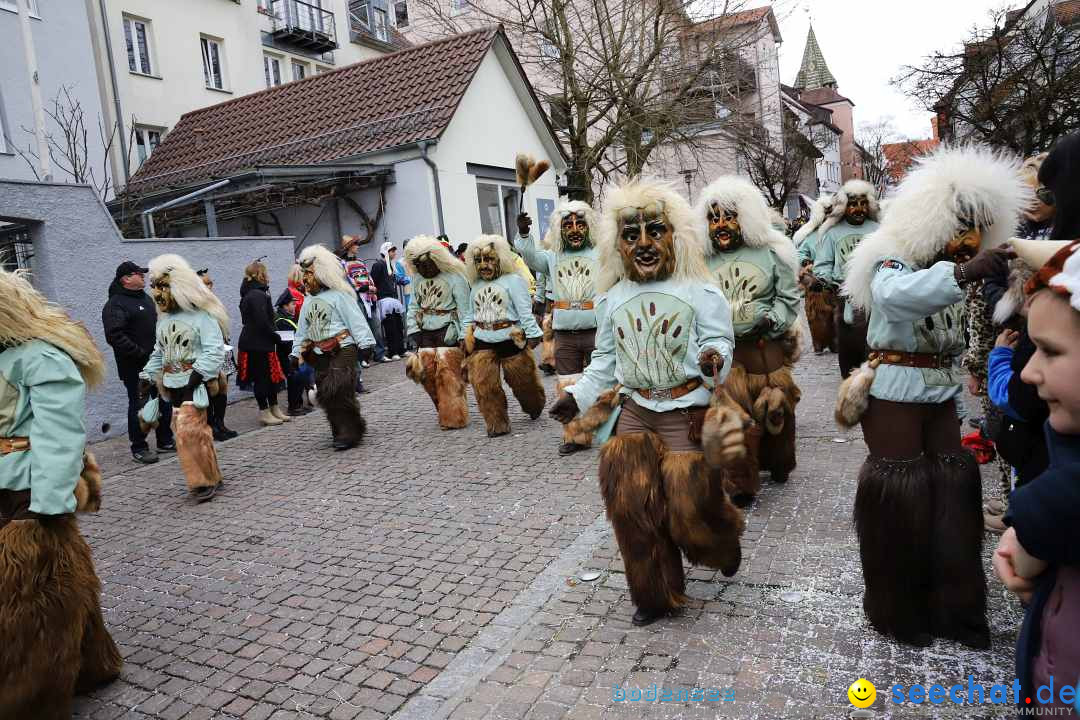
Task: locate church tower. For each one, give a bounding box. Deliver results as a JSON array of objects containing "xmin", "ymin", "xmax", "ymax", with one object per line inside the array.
[{"xmin": 793, "ymin": 25, "xmax": 861, "ymax": 181}]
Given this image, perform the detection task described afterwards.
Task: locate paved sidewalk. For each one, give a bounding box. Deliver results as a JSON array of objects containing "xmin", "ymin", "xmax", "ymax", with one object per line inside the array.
[{"xmin": 73, "ymin": 333, "xmax": 1023, "ymax": 720}]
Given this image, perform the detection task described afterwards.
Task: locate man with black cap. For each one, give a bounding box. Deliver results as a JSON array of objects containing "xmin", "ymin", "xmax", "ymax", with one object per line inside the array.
[{"xmin": 102, "ymin": 260, "xmax": 174, "ymax": 463}]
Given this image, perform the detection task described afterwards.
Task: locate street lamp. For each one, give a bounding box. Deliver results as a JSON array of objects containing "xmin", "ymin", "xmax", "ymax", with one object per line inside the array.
[{"xmin": 680, "ymin": 169, "xmax": 695, "ymax": 202}]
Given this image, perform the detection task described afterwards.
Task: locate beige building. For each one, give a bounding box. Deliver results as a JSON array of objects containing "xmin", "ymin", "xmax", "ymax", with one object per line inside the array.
[{"xmin": 87, "ymin": 0, "xmax": 409, "ymax": 194}]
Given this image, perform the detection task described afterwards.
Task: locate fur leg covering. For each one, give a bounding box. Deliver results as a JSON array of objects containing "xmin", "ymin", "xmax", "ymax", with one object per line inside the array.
[
  {"xmin": 928, "ymin": 452, "xmax": 989, "ymax": 646},
  {"xmin": 599, "ymin": 433, "xmax": 686, "ymax": 613},
  {"xmin": 805, "ymin": 289, "xmax": 836, "ymax": 353},
  {"xmin": 406, "ymin": 350, "xmax": 441, "ymax": 412},
  {"xmin": 501, "ymin": 349, "xmax": 546, "ymax": 420},
  {"xmin": 563, "ymin": 386, "xmax": 621, "ymax": 448},
  {"xmin": 469, "ymin": 350, "xmax": 510, "ymax": 436},
  {"xmin": 556, "ymin": 374, "xmax": 589, "ymax": 445},
  {"xmin": 835, "ymin": 305, "xmax": 870, "ymax": 379},
  {"xmin": 662, "ymin": 450, "xmax": 744, "ymax": 577},
  {"xmin": 723, "ymin": 424, "xmax": 763, "ymax": 499},
  {"xmin": 0, "ymin": 517, "xmax": 121, "ymax": 719},
  {"xmin": 75, "ymin": 451, "xmax": 103, "ymax": 513},
  {"xmin": 315, "ymin": 348, "xmax": 366, "ymax": 444},
  {"xmin": 760, "ymin": 408, "xmax": 796, "ymax": 481},
  {"xmin": 172, "ymin": 403, "xmax": 222, "ymax": 492},
  {"xmin": 434, "ymin": 347, "xmax": 468, "ymax": 430},
  {"xmin": 854, "ymin": 455, "xmax": 934, "ymax": 643},
  {"xmin": 835, "ymin": 359, "xmax": 879, "ymax": 428},
  {"xmin": 541, "ymin": 314, "xmax": 555, "ymax": 368}
]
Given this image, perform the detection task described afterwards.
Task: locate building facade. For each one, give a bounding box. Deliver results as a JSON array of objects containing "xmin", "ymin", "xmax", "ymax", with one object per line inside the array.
[{"xmin": 87, "ymin": 0, "xmax": 409, "ymax": 195}]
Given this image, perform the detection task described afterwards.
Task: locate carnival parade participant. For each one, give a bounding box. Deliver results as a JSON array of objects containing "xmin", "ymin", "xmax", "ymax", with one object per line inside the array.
[
  {"xmin": 794, "ymin": 194, "xmax": 837, "ymax": 354},
  {"xmin": 697, "ymin": 176, "xmax": 802, "ymax": 504},
  {"xmin": 291, "ymin": 245, "xmax": 376, "ymax": 451},
  {"xmin": 403, "ymin": 235, "xmax": 471, "ymax": 430},
  {"xmin": 462, "ymin": 235, "xmax": 545, "ymax": 437},
  {"xmin": 813, "ymin": 180, "xmax": 882, "ymax": 377},
  {"xmin": 142, "ymin": 255, "xmax": 229, "ymax": 501},
  {"xmin": 515, "ymin": 201, "xmax": 603, "ymax": 454},
  {"xmin": 550, "ymin": 180, "xmax": 746, "ymax": 627},
  {"xmin": 0, "ymin": 268, "xmax": 122, "ymax": 718},
  {"xmin": 836, "ymin": 145, "xmax": 1028, "ymax": 648}
]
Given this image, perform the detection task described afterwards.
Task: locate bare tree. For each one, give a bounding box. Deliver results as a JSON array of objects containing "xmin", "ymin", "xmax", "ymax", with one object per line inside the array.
[
  {"xmin": 404, "ymin": 0, "xmax": 766, "ymax": 201},
  {"xmin": 733, "ymin": 106, "xmax": 821, "ymax": 212},
  {"xmin": 893, "ymin": 3, "xmax": 1080, "ymax": 155}
]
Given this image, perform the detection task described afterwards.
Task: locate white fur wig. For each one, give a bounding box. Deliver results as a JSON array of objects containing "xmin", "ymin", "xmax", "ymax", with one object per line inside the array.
[
  {"xmin": 818, "ymin": 179, "xmax": 881, "ymax": 237},
  {"xmin": 843, "ymin": 145, "xmax": 1030, "ymax": 312},
  {"xmin": 594, "ymin": 179, "xmax": 711, "ymax": 293},
  {"xmin": 464, "ymin": 234, "xmax": 519, "ymax": 283},
  {"xmin": 695, "ymin": 175, "xmax": 798, "ymax": 271},
  {"xmin": 298, "ymin": 244, "xmax": 356, "ymax": 297},
  {"xmin": 403, "ymin": 234, "xmax": 467, "ymax": 280},
  {"xmin": 0, "ymin": 269, "xmax": 106, "ymax": 387},
  {"xmin": 148, "ymin": 254, "xmax": 230, "ymax": 334},
  {"xmin": 793, "ymin": 193, "xmax": 834, "ymax": 247},
  {"xmin": 541, "ymin": 200, "xmax": 598, "ymax": 252}
]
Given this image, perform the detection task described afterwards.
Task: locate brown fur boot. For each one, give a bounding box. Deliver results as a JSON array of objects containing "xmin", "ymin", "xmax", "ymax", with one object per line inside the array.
[
  {"xmin": 539, "ymin": 314, "xmax": 555, "ymax": 374},
  {"xmin": 469, "ymin": 350, "xmax": 510, "ymax": 436},
  {"xmin": 562, "ymin": 387, "xmax": 621, "ymax": 449},
  {"xmin": 662, "ymin": 450, "xmax": 744, "ymax": 576},
  {"xmin": 0, "ymin": 517, "xmax": 121, "ymax": 719},
  {"xmin": 501, "ymin": 349, "xmax": 546, "ymax": 420},
  {"xmin": 805, "ymin": 288, "xmax": 836, "ymax": 354},
  {"xmin": 599, "ymin": 433, "xmax": 686, "ymax": 617},
  {"xmin": 435, "ymin": 347, "xmax": 468, "ymax": 430},
  {"xmin": 724, "ymin": 424, "xmax": 763, "ymax": 503},
  {"xmin": 172, "ymin": 402, "xmax": 222, "ymax": 493},
  {"xmin": 406, "ymin": 349, "xmax": 441, "ymax": 415}
]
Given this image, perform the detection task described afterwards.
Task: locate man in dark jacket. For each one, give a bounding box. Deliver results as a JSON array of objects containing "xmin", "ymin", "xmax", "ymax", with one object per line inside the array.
[{"xmin": 102, "ymin": 261, "xmax": 174, "ymax": 463}]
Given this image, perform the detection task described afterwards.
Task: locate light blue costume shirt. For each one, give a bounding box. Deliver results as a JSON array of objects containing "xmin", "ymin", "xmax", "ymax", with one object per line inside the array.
[
  {"xmin": 291, "ymin": 288, "xmax": 376, "ymax": 358},
  {"xmin": 405, "ymin": 272, "xmax": 472, "ymax": 344},
  {"xmin": 466, "ymin": 273, "xmax": 543, "ymax": 345},
  {"xmin": 514, "ymin": 232, "xmax": 600, "ymax": 331}
]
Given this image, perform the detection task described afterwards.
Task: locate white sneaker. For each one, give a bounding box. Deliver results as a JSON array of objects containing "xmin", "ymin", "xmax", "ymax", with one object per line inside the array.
[
  {"xmin": 390, "ymin": 354, "xmax": 402, "ymax": 361},
  {"xmin": 361, "ymin": 360, "xmax": 370, "ymax": 368},
  {"xmin": 379, "ymin": 357, "xmax": 392, "ymax": 363}
]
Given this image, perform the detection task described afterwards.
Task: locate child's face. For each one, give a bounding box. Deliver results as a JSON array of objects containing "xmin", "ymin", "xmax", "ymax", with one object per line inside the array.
[{"xmin": 1021, "ymin": 291, "xmax": 1080, "ymax": 434}]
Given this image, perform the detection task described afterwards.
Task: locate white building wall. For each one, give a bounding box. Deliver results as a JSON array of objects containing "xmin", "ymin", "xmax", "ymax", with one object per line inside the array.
[{"xmin": 91, "ymin": 0, "xmax": 390, "ymax": 189}]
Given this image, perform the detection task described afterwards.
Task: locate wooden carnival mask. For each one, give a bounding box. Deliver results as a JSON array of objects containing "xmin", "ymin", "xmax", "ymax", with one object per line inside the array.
[
  {"xmin": 845, "ymin": 194, "xmax": 870, "ymax": 226},
  {"xmin": 560, "ymin": 210, "xmax": 590, "ymax": 250},
  {"xmin": 149, "ymin": 273, "xmax": 179, "ymax": 314},
  {"xmin": 708, "ymin": 203, "xmax": 743, "ymax": 252},
  {"xmin": 944, "ymin": 218, "xmax": 983, "ymax": 264},
  {"xmin": 617, "ymin": 202, "xmax": 676, "ymax": 283},
  {"xmin": 299, "ymin": 257, "xmax": 324, "ymax": 294},
  {"xmin": 474, "ymin": 244, "xmax": 501, "ymax": 281},
  {"xmin": 414, "ymin": 252, "xmax": 440, "ymax": 279}
]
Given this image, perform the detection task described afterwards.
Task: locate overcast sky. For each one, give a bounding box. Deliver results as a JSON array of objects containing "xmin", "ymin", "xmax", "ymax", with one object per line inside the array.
[{"xmin": 761, "ymin": 0, "xmax": 1011, "ymax": 139}]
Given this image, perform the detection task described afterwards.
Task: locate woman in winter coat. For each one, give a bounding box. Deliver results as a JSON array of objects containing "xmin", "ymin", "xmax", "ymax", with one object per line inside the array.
[{"xmin": 238, "ymin": 261, "xmax": 288, "ymax": 426}]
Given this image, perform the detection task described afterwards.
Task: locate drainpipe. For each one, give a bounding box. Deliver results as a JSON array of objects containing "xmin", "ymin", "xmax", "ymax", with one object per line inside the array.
[
  {"xmin": 418, "ymin": 141, "xmax": 445, "ymax": 235},
  {"xmin": 16, "ymin": 0, "xmax": 50, "ymax": 180},
  {"xmin": 98, "ymin": 0, "xmax": 130, "ymax": 187}
]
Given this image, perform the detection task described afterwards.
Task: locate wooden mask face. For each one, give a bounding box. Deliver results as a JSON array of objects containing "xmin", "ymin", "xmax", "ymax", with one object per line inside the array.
[
  {"xmin": 150, "ymin": 274, "xmax": 178, "ymax": 313},
  {"xmin": 415, "ymin": 252, "xmax": 440, "ymax": 279},
  {"xmin": 474, "ymin": 245, "xmax": 500, "ymax": 281},
  {"xmin": 617, "ymin": 203, "xmax": 676, "ymax": 283},
  {"xmin": 560, "ymin": 211, "xmax": 590, "ymax": 250},
  {"xmin": 944, "ymin": 218, "xmax": 983, "ymax": 264},
  {"xmin": 300, "ymin": 259, "xmax": 323, "ymax": 294},
  {"xmin": 845, "ymin": 194, "xmax": 870, "ymax": 225},
  {"xmin": 708, "ymin": 203, "xmax": 743, "ymax": 252}
]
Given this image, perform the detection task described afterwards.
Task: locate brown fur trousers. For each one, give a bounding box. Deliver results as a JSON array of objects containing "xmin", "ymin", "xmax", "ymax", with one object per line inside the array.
[
  {"xmin": 600, "ymin": 434, "xmax": 744, "ymax": 615},
  {"xmin": 406, "ymin": 347, "xmax": 469, "ymax": 429},
  {"xmin": 172, "ymin": 402, "xmax": 222, "ymax": 492},
  {"xmin": 804, "ymin": 285, "xmax": 837, "ymax": 353},
  {"xmin": 540, "ymin": 314, "xmax": 555, "ymax": 369},
  {"xmin": 0, "ymin": 499, "xmax": 121, "ymax": 718},
  {"xmin": 467, "ymin": 348, "xmax": 545, "ymax": 436}
]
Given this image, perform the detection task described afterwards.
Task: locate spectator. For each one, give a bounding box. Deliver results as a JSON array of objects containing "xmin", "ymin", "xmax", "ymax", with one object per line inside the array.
[
  {"xmin": 286, "ymin": 262, "xmax": 306, "ymax": 316},
  {"xmin": 344, "ymin": 257, "xmax": 386, "ymax": 364},
  {"xmin": 396, "ymin": 238, "xmax": 413, "ymax": 312},
  {"xmin": 198, "ymin": 269, "xmax": 238, "ymax": 441},
  {"xmin": 238, "ymin": 260, "xmax": 289, "ymax": 427},
  {"xmin": 372, "ymin": 241, "xmax": 406, "ymax": 301},
  {"xmin": 102, "ymin": 261, "xmax": 174, "ymax": 464},
  {"xmin": 274, "ymin": 290, "xmax": 313, "ymax": 416}
]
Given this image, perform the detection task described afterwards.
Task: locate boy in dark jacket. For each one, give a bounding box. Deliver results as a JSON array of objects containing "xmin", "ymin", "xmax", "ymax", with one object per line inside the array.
[
  {"xmin": 274, "ymin": 291, "xmax": 313, "ymax": 415},
  {"xmin": 101, "ymin": 261, "xmax": 173, "ymax": 463}
]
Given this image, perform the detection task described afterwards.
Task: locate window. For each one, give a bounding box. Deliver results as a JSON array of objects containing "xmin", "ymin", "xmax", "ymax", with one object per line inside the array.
[
  {"xmin": 476, "ymin": 181, "xmax": 521, "ymax": 243},
  {"xmin": 134, "ymin": 126, "xmax": 162, "ymax": 166},
  {"xmin": 372, "ymin": 5, "xmax": 388, "ymax": 40},
  {"xmin": 201, "ymin": 36, "xmax": 225, "ymax": 90},
  {"xmin": 264, "ymin": 54, "xmax": 283, "ymax": 87},
  {"xmin": 0, "ymin": 223, "xmax": 34, "ymax": 273},
  {"xmin": 450, "ymin": 0, "xmax": 469, "ymax": 13},
  {"xmin": 393, "ymin": 0, "xmax": 408, "ymax": 27},
  {"xmin": 352, "ymin": 0, "xmax": 369, "ymax": 27},
  {"xmin": 123, "ymin": 16, "xmax": 153, "ymax": 75},
  {"xmin": 549, "ymin": 95, "xmax": 570, "ymax": 131},
  {"xmin": 292, "ymin": 60, "xmax": 307, "ymax": 81},
  {"xmin": 0, "ymin": 0, "xmax": 40, "ymax": 15}
]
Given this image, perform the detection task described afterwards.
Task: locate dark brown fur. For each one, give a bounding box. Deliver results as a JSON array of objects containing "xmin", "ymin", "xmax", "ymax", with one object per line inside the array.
[
  {"xmin": 468, "ymin": 349, "xmax": 510, "ymax": 435},
  {"xmin": 541, "ymin": 314, "xmax": 555, "ymax": 368},
  {"xmin": 435, "ymin": 347, "xmax": 468, "ymax": 430},
  {"xmin": 406, "ymin": 350, "xmax": 441, "ymax": 412},
  {"xmin": 75, "ymin": 451, "xmax": 103, "ymax": 513},
  {"xmin": 835, "ymin": 301, "xmax": 869, "ymax": 379},
  {"xmin": 718, "ymin": 364, "xmax": 800, "ymax": 493},
  {"xmin": 662, "ymin": 451, "xmax": 744, "ymax": 576},
  {"xmin": 805, "ymin": 287, "xmax": 836, "ymax": 353},
  {"xmin": 559, "ymin": 379, "xmax": 617, "ymax": 448},
  {"xmin": 599, "ymin": 433, "xmax": 686, "ymax": 613},
  {"xmin": 313, "ymin": 346, "xmax": 366, "ymax": 444},
  {"xmin": 0, "ymin": 517, "xmax": 122, "ymax": 719},
  {"xmin": 501, "ymin": 349, "xmax": 546, "ymax": 420},
  {"xmin": 172, "ymin": 403, "xmax": 222, "ymax": 491}
]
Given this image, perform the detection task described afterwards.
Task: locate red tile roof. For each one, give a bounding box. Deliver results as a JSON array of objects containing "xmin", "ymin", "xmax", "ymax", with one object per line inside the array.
[
  {"xmin": 1054, "ymin": 0, "xmax": 1080, "ymax": 25},
  {"xmin": 796, "ymin": 86, "xmax": 852, "ymax": 107},
  {"xmin": 685, "ymin": 6, "xmax": 779, "ymax": 39},
  {"xmin": 127, "ymin": 26, "xmax": 501, "ymax": 195}
]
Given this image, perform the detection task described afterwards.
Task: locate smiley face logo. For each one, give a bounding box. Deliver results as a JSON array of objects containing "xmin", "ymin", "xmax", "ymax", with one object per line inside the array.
[{"xmin": 848, "ymin": 678, "xmax": 876, "ymax": 708}]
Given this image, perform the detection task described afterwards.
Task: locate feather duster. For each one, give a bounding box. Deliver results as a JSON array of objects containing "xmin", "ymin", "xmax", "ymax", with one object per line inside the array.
[{"xmin": 514, "ymin": 153, "xmax": 551, "ymax": 212}]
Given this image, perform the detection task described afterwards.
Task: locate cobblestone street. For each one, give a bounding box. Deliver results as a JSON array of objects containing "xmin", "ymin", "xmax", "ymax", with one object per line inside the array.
[{"xmin": 74, "ymin": 329, "xmax": 1023, "ymax": 720}]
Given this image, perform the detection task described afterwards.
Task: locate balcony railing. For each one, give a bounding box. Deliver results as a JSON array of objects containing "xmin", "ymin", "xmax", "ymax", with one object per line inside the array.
[{"xmin": 269, "ymin": 0, "xmax": 338, "ymax": 53}]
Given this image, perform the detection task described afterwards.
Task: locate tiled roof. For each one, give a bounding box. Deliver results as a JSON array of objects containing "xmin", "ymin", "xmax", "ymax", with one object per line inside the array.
[
  {"xmin": 685, "ymin": 6, "xmax": 780, "ymax": 41},
  {"xmin": 797, "ymin": 86, "xmax": 851, "ymax": 107},
  {"xmin": 793, "ymin": 25, "xmax": 836, "ymax": 90},
  {"xmin": 127, "ymin": 26, "xmax": 500, "ymax": 195},
  {"xmin": 1054, "ymin": 0, "xmax": 1080, "ymax": 25}
]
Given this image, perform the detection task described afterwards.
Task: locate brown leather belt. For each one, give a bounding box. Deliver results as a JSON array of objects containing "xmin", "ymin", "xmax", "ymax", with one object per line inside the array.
[
  {"xmin": 869, "ymin": 350, "xmax": 955, "ymax": 369},
  {"xmin": 0, "ymin": 437, "xmax": 30, "ymax": 454},
  {"xmin": 164, "ymin": 361, "xmax": 194, "ymax": 374},
  {"xmin": 475, "ymin": 320, "xmax": 515, "ymax": 331},
  {"xmin": 553, "ymin": 300, "xmax": 595, "ymax": 311},
  {"xmin": 633, "ymin": 378, "xmax": 702, "ymax": 401},
  {"xmin": 312, "ymin": 329, "xmax": 350, "ymax": 353},
  {"xmin": 420, "ymin": 307, "xmax": 454, "ymax": 315}
]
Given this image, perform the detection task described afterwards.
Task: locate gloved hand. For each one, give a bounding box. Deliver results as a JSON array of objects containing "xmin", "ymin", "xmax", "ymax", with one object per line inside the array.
[
  {"xmin": 698, "ymin": 348, "xmax": 725, "ymax": 378},
  {"xmin": 549, "ymin": 393, "xmax": 580, "ymax": 423},
  {"xmin": 751, "ymin": 316, "xmax": 774, "ymax": 335},
  {"xmin": 138, "ymin": 378, "xmax": 152, "ymax": 397},
  {"xmin": 527, "ymin": 336, "xmax": 541, "ymax": 350},
  {"xmin": 289, "ymin": 355, "xmax": 300, "ymax": 373},
  {"xmin": 185, "ymin": 370, "xmax": 205, "ymax": 391},
  {"xmin": 517, "ymin": 213, "xmax": 532, "ymax": 238},
  {"xmin": 958, "ymin": 246, "xmax": 1016, "ymax": 285}
]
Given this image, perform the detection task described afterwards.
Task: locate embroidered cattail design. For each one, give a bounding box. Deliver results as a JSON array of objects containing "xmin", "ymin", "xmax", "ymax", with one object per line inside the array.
[
  {"xmin": 474, "ymin": 284, "xmax": 507, "ymax": 324},
  {"xmin": 612, "ymin": 293, "xmax": 692, "ymax": 389},
  {"xmin": 836, "ymin": 232, "xmax": 865, "ymax": 268},
  {"xmin": 555, "ymin": 257, "xmax": 595, "ymax": 302},
  {"xmin": 416, "ymin": 278, "xmax": 449, "ymax": 310},
  {"xmin": 715, "ymin": 260, "xmax": 767, "ymax": 326},
  {"xmin": 161, "ymin": 320, "xmax": 195, "ymax": 369},
  {"xmin": 307, "ymin": 300, "xmax": 332, "ymax": 341}
]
